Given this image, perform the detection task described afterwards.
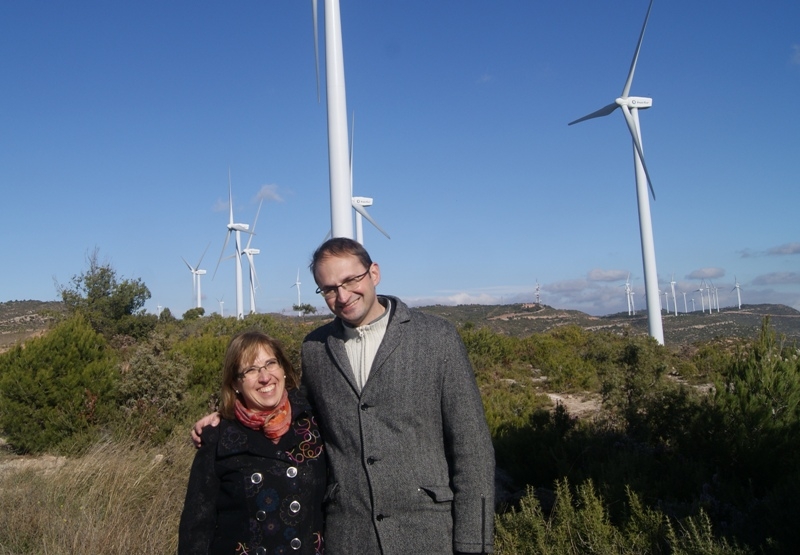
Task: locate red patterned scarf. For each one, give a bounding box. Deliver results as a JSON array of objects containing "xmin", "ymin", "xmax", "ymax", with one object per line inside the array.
[{"xmin": 234, "ymin": 390, "xmax": 291, "ymax": 443}]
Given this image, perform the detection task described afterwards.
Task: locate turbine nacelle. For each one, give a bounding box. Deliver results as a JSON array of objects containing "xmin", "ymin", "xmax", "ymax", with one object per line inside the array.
[
  {"xmin": 228, "ymin": 223, "xmax": 250, "ymax": 233},
  {"xmin": 352, "ymin": 196, "xmax": 373, "ymax": 207},
  {"xmin": 617, "ymin": 96, "xmax": 652, "ymax": 109},
  {"xmin": 196, "ymin": 269, "xmax": 207, "ymax": 276}
]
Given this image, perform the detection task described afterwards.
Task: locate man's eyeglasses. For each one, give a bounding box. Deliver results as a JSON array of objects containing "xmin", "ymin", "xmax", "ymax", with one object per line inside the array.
[
  {"xmin": 238, "ymin": 359, "xmax": 281, "ymax": 381},
  {"xmin": 315, "ymin": 269, "xmax": 370, "ymax": 299}
]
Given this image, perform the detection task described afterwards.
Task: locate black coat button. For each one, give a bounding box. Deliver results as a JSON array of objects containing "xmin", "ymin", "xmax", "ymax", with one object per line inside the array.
[{"xmin": 367, "ymin": 456, "xmax": 377, "ymax": 465}]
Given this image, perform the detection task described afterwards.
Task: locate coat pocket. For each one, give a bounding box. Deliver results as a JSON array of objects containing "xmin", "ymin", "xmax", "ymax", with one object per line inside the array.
[{"xmin": 418, "ymin": 485, "xmax": 454, "ymax": 503}]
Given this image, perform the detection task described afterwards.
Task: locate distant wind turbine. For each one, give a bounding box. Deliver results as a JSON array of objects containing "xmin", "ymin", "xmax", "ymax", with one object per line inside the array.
[
  {"xmin": 214, "ymin": 171, "xmax": 251, "ymax": 320},
  {"xmin": 241, "ymin": 199, "xmax": 264, "ymax": 315},
  {"xmin": 682, "ymin": 291, "xmax": 688, "ymax": 314},
  {"xmin": 623, "ymin": 273, "xmax": 633, "ymax": 316},
  {"xmin": 695, "ymin": 281, "xmax": 706, "ymax": 313},
  {"xmin": 217, "ymin": 297, "xmax": 224, "ymax": 317},
  {"xmin": 568, "ymin": 0, "xmax": 663, "ymax": 344},
  {"xmin": 291, "ymin": 269, "xmax": 302, "ymax": 316},
  {"xmin": 732, "ymin": 276, "xmax": 743, "ymax": 309},
  {"xmin": 670, "ymin": 274, "xmax": 678, "ymax": 316},
  {"xmin": 181, "ymin": 243, "xmax": 210, "ymax": 309}
]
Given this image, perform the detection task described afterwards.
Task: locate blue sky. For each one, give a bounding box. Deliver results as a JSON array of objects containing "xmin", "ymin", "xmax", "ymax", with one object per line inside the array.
[{"xmin": 2, "ymin": 1, "xmax": 799, "ymax": 321}]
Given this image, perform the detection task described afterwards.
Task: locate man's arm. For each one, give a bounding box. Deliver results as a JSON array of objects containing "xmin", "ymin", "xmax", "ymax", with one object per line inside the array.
[
  {"xmin": 190, "ymin": 412, "xmax": 221, "ymax": 448},
  {"xmin": 179, "ymin": 426, "xmax": 221, "ymax": 554}
]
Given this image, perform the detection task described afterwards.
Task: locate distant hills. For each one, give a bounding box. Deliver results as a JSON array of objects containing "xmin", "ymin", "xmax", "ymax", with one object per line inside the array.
[
  {"xmin": 416, "ymin": 302, "xmax": 800, "ymax": 345},
  {"xmin": 2, "ymin": 299, "xmax": 799, "ymax": 352}
]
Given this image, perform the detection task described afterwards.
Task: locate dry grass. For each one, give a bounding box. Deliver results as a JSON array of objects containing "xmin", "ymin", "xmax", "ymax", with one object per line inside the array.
[{"xmin": 0, "ymin": 436, "xmax": 195, "ymax": 554}]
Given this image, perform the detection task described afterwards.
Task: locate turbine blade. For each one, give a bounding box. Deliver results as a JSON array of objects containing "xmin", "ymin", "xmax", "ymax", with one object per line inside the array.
[
  {"xmin": 196, "ymin": 241, "xmax": 211, "ymax": 268},
  {"xmin": 353, "ymin": 204, "xmax": 390, "ymax": 239},
  {"xmin": 620, "ymin": 104, "xmax": 656, "ymax": 200},
  {"xmin": 213, "ymin": 231, "xmax": 232, "ymax": 279},
  {"xmin": 622, "ymin": 0, "xmax": 655, "ymax": 98},
  {"xmin": 228, "ymin": 169, "xmax": 235, "ymax": 225},
  {"xmin": 181, "ymin": 256, "xmax": 194, "ymax": 271},
  {"xmin": 568, "ymin": 102, "xmax": 619, "ymax": 126},
  {"xmin": 246, "ymin": 199, "xmax": 264, "ymax": 249},
  {"xmin": 312, "ymin": 0, "xmax": 320, "ymax": 103}
]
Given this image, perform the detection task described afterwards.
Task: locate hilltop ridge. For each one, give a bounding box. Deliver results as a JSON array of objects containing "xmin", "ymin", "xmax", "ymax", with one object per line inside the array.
[{"xmin": 2, "ymin": 299, "xmax": 798, "ymax": 352}]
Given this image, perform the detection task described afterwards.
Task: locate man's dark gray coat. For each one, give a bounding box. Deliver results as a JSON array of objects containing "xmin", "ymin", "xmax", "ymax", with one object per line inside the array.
[{"xmin": 302, "ymin": 296, "xmax": 495, "ymax": 554}]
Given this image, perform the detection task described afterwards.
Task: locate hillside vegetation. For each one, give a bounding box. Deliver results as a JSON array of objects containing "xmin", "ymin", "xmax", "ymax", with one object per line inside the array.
[{"xmin": 1, "ymin": 259, "xmax": 800, "ymax": 554}]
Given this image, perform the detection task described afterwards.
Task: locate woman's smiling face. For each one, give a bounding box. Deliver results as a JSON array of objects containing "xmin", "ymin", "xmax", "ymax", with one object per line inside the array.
[{"xmin": 238, "ymin": 345, "xmax": 285, "ymax": 412}]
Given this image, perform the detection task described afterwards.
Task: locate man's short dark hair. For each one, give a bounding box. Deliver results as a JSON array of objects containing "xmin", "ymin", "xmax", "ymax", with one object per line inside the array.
[{"xmin": 309, "ymin": 238, "xmax": 373, "ymax": 282}]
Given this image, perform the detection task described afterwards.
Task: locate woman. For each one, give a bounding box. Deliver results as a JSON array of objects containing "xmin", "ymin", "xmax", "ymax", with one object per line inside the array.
[{"xmin": 179, "ymin": 331, "xmax": 326, "ymax": 555}]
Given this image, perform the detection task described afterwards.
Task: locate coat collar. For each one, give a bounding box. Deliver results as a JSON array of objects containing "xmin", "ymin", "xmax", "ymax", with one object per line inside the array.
[{"xmin": 324, "ymin": 295, "xmax": 411, "ymax": 394}]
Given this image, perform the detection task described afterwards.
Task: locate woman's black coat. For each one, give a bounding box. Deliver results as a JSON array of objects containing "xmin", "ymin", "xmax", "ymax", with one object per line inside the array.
[{"xmin": 179, "ymin": 388, "xmax": 326, "ymax": 555}]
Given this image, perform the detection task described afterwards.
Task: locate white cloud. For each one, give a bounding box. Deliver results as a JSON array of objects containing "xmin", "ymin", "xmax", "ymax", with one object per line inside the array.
[
  {"xmin": 255, "ymin": 184, "xmax": 283, "ymax": 203},
  {"xmin": 767, "ymin": 242, "xmax": 800, "ymax": 256},
  {"xmin": 686, "ymin": 267, "xmax": 725, "ymax": 280},
  {"xmin": 587, "ymin": 268, "xmax": 628, "ymax": 282},
  {"xmin": 752, "ymin": 272, "xmax": 800, "ymax": 286}
]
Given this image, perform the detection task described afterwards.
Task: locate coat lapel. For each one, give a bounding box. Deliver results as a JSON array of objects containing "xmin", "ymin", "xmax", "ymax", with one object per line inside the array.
[{"xmin": 325, "ymin": 328, "xmax": 361, "ymax": 395}]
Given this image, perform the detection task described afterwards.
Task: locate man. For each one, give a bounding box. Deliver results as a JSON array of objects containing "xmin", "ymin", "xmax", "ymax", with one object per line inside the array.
[{"xmin": 194, "ymin": 238, "xmax": 495, "ymax": 554}]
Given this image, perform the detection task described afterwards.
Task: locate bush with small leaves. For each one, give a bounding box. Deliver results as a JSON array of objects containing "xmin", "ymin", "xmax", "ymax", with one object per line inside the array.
[{"xmin": 0, "ymin": 315, "xmax": 118, "ymax": 453}]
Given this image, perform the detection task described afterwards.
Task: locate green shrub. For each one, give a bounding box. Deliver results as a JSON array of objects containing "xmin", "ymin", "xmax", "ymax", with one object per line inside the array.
[
  {"xmin": 496, "ymin": 480, "xmax": 751, "ymax": 554},
  {"xmin": 116, "ymin": 332, "xmax": 191, "ymax": 443},
  {"xmin": 0, "ymin": 315, "xmax": 118, "ymax": 453}
]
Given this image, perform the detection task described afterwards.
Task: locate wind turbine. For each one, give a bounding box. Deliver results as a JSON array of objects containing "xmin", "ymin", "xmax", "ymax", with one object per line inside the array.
[
  {"xmin": 670, "ymin": 274, "xmax": 678, "ymax": 316},
  {"xmin": 217, "ymin": 297, "xmax": 224, "ymax": 317},
  {"xmin": 623, "ymin": 273, "xmax": 633, "ymax": 315},
  {"xmin": 312, "ymin": 0, "xmax": 354, "ymax": 239},
  {"xmin": 214, "ymin": 171, "xmax": 251, "ymax": 320},
  {"xmin": 695, "ymin": 281, "xmax": 706, "ymax": 313},
  {"xmin": 348, "ymin": 113, "xmax": 390, "ymax": 245},
  {"xmin": 682, "ymin": 291, "xmax": 688, "ymax": 314},
  {"xmin": 732, "ymin": 276, "xmax": 742, "ymax": 309},
  {"xmin": 707, "ymin": 280, "xmax": 718, "ymax": 313},
  {"xmin": 181, "ymin": 243, "xmax": 210, "ymax": 309},
  {"xmin": 241, "ymin": 199, "xmax": 264, "ymax": 315},
  {"xmin": 568, "ymin": 0, "xmax": 663, "ymax": 344},
  {"xmin": 291, "ymin": 269, "xmax": 302, "ymax": 316}
]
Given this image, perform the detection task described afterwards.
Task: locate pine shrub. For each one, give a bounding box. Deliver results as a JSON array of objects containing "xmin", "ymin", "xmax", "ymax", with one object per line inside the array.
[{"xmin": 0, "ymin": 315, "xmax": 118, "ymax": 454}]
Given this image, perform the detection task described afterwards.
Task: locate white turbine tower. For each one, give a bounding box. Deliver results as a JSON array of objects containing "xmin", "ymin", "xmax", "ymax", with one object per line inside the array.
[
  {"xmin": 217, "ymin": 297, "xmax": 224, "ymax": 317},
  {"xmin": 181, "ymin": 243, "xmax": 210, "ymax": 310},
  {"xmin": 291, "ymin": 269, "xmax": 302, "ymax": 316},
  {"xmin": 732, "ymin": 276, "xmax": 743, "ymax": 309},
  {"xmin": 682, "ymin": 291, "xmax": 688, "ymax": 314},
  {"xmin": 670, "ymin": 274, "xmax": 678, "ymax": 316},
  {"xmin": 241, "ymin": 199, "xmax": 264, "ymax": 315},
  {"xmin": 312, "ymin": 0, "xmax": 353, "ymax": 239},
  {"xmin": 569, "ymin": 0, "xmax": 663, "ymax": 344},
  {"xmin": 214, "ymin": 171, "xmax": 251, "ymax": 320}
]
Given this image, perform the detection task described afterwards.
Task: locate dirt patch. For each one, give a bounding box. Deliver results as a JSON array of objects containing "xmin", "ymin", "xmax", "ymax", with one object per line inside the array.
[{"xmin": 546, "ymin": 393, "xmax": 603, "ymax": 419}]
